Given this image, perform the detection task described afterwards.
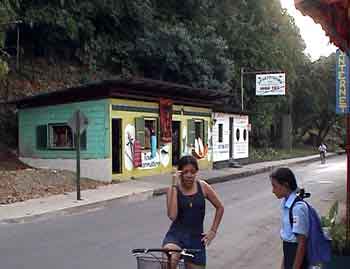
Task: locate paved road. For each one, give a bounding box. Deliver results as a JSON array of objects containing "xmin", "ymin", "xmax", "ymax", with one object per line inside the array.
[{"xmin": 0, "ymin": 155, "xmax": 346, "ymax": 269}]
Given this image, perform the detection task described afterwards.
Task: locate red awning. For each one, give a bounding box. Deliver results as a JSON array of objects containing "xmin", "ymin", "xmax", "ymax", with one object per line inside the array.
[{"xmin": 295, "ymin": 0, "xmax": 350, "ymax": 54}]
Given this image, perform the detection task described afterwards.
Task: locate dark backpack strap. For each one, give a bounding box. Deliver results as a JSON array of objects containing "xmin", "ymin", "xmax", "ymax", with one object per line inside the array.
[{"xmin": 289, "ymin": 196, "xmax": 304, "ymax": 228}]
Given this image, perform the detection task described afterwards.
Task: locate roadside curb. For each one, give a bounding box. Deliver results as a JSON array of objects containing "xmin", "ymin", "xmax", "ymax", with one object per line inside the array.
[
  {"xmin": 0, "ymin": 189, "xmax": 154, "ymax": 224},
  {"xmin": 1, "ymin": 153, "xmax": 340, "ymax": 223},
  {"xmin": 153, "ymin": 153, "xmax": 339, "ymax": 196}
]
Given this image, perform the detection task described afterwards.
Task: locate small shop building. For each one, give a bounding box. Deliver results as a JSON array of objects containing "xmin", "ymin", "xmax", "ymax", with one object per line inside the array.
[
  {"xmin": 12, "ymin": 78, "xmax": 228, "ymax": 182},
  {"xmin": 212, "ymin": 107, "xmax": 250, "ymax": 168}
]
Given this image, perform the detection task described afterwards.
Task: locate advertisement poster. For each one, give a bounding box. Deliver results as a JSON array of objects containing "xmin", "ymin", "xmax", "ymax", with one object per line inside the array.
[
  {"xmin": 159, "ymin": 98, "xmax": 173, "ymax": 143},
  {"xmin": 256, "ymin": 73, "xmax": 286, "ymax": 96}
]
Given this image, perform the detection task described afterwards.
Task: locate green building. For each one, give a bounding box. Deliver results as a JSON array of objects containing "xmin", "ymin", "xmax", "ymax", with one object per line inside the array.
[{"xmin": 12, "ymin": 78, "xmax": 227, "ymax": 182}]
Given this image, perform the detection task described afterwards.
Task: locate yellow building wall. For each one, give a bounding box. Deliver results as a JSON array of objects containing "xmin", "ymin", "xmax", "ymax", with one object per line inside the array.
[{"xmin": 109, "ymin": 99, "xmax": 212, "ymax": 181}]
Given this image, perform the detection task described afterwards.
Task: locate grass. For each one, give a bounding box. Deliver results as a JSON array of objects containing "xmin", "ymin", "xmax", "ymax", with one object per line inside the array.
[{"xmin": 249, "ymin": 146, "xmax": 318, "ymax": 163}]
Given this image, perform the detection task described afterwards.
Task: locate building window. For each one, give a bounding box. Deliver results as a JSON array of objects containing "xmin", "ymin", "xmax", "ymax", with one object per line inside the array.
[
  {"xmin": 187, "ymin": 119, "xmax": 208, "ymax": 146},
  {"xmin": 144, "ymin": 119, "xmax": 157, "ymax": 150},
  {"xmin": 195, "ymin": 120, "xmax": 204, "ymax": 140},
  {"xmin": 49, "ymin": 124, "xmax": 74, "ymax": 149},
  {"xmin": 218, "ymin": 123, "xmax": 223, "ymax": 143},
  {"xmin": 36, "ymin": 124, "xmax": 86, "ymax": 150},
  {"xmin": 135, "ymin": 117, "xmax": 158, "ymax": 149}
]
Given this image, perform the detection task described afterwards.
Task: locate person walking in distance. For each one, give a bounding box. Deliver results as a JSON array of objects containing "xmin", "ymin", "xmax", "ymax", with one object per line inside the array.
[
  {"xmin": 318, "ymin": 143, "xmax": 327, "ymax": 164},
  {"xmin": 163, "ymin": 156, "xmax": 224, "ymax": 269}
]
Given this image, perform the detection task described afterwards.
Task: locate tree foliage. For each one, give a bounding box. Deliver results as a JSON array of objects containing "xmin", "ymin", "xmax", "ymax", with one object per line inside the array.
[
  {"xmin": 0, "ymin": 0, "xmax": 16, "ymax": 78},
  {"xmin": 3, "ymin": 0, "xmax": 338, "ymax": 147},
  {"xmin": 293, "ymin": 54, "xmax": 337, "ymax": 144}
]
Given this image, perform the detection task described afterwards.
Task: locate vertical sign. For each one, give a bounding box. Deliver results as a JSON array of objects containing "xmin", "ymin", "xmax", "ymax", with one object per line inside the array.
[
  {"xmin": 336, "ymin": 49, "xmax": 350, "ymax": 114},
  {"xmin": 159, "ymin": 98, "xmax": 173, "ymax": 143}
]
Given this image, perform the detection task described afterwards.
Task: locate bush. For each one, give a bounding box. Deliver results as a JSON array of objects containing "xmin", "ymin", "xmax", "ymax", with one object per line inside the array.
[
  {"xmin": 0, "ymin": 106, "xmax": 17, "ymax": 149},
  {"xmin": 322, "ymin": 201, "xmax": 350, "ymax": 256}
]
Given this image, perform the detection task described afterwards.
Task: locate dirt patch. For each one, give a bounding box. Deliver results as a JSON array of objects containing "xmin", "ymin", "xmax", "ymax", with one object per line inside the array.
[
  {"xmin": 0, "ymin": 150, "xmax": 29, "ymax": 170},
  {"xmin": 0, "ymin": 148, "xmax": 108, "ymax": 204},
  {"xmin": 0, "ymin": 168, "xmax": 109, "ymax": 204}
]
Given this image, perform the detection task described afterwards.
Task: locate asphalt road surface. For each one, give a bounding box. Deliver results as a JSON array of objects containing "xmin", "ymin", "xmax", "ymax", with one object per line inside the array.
[{"xmin": 0, "ymin": 155, "xmax": 346, "ymax": 269}]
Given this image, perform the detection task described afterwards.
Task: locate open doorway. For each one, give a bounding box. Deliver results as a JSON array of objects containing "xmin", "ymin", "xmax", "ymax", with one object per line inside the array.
[
  {"xmin": 112, "ymin": 119, "xmax": 122, "ymax": 174},
  {"xmin": 229, "ymin": 117, "xmax": 233, "ymax": 159},
  {"xmin": 172, "ymin": 121, "xmax": 181, "ymax": 166}
]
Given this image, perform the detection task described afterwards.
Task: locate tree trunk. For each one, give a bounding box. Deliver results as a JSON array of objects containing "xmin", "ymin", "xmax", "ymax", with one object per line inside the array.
[{"xmin": 281, "ymin": 114, "xmax": 292, "ymax": 150}]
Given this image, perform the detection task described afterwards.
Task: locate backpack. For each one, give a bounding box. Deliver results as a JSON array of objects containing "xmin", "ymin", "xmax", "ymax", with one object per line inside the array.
[{"xmin": 289, "ymin": 197, "xmax": 332, "ymax": 265}]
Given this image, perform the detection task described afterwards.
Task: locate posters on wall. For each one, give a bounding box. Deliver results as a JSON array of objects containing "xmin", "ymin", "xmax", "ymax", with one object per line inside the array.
[
  {"xmin": 160, "ymin": 144, "xmax": 170, "ymax": 167},
  {"xmin": 160, "ymin": 98, "xmax": 173, "ymax": 143},
  {"xmin": 233, "ymin": 116, "xmax": 249, "ymax": 159},
  {"xmin": 125, "ymin": 124, "xmax": 136, "ymax": 171},
  {"xmin": 124, "ymin": 123, "xmax": 162, "ymax": 170},
  {"xmin": 140, "ymin": 151, "xmax": 160, "ymax": 169}
]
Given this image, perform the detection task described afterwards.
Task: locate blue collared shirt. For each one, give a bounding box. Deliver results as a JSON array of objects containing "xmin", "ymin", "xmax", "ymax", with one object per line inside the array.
[{"xmin": 280, "ymin": 191, "xmax": 309, "ymax": 242}]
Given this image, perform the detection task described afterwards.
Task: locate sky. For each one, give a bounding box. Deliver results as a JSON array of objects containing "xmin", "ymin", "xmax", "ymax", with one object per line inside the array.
[{"xmin": 280, "ymin": 0, "xmax": 337, "ymax": 61}]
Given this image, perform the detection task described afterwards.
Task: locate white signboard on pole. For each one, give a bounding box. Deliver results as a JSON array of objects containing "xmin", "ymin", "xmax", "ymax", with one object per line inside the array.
[{"xmin": 256, "ymin": 73, "xmax": 286, "ymax": 96}]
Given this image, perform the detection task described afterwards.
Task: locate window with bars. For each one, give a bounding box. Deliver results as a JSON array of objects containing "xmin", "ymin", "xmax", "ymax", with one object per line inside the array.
[{"xmin": 36, "ymin": 124, "xmax": 86, "ymax": 150}]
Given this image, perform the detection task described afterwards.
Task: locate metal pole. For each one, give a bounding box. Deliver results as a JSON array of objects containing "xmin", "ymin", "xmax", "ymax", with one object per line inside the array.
[
  {"xmin": 76, "ymin": 110, "xmax": 81, "ymax": 200},
  {"xmin": 241, "ymin": 68, "xmax": 244, "ymax": 111},
  {"xmin": 16, "ymin": 25, "xmax": 20, "ymax": 71},
  {"xmin": 346, "ymin": 114, "xmax": 350, "ymax": 246}
]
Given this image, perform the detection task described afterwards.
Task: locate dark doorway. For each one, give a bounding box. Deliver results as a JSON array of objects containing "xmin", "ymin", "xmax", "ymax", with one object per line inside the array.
[
  {"xmin": 172, "ymin": 121, "xmax": 181, "ymax": 166},
  {"xmin": 112, "ymin": 119, "xmax": 122, "ymax": 174},
  {"xmin": 229, "ymin": 117, "xmax": 233, "ymax": 159}
]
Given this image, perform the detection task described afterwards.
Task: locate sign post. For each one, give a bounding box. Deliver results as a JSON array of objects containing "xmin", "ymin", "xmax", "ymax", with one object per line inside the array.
[
  {"xmin": 68, "ymin": 110, "xmax": 88, "ymax": 201},
  {"xmin": 239, "ymin": 69, "xmax": 286, "ymax": 112},
  {"xmin": 336, "ymin": 49, "xmax": 350, "ymax": 245},
  {"xmin": 255, "ymin": 73, "xmax": 286, "ymax": 96}
]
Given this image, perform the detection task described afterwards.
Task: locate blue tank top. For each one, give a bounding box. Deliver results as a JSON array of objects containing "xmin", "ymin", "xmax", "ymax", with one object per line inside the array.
[{"xmin": 170, "ymin": 181, "xmax": 206, "ymax": 235}]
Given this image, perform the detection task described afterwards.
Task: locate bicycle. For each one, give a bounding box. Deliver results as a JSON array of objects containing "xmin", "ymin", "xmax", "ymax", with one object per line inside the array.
[
  {"xmin": 131, "ymin": 248, "xmax": 200, "ymax": 269},
  {"xmin": 320, "ymin": 151, "xmax": 326, "ymax": 164}
]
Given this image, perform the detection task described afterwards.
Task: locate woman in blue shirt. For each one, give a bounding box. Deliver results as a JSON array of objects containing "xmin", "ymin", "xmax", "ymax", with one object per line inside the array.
[{"xmin": 270, "ymin": 167, "xmax": 309, "ymax": 269}]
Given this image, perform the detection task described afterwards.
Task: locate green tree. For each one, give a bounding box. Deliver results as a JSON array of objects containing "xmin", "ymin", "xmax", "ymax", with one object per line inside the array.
[
  {"xmin": 0, "ymin": 0, "xmax": 16, "ymax": 78},
  {"xmin": 293, "ymin": 54, "xmax": 337, "ymax": 145},
  {"xmin": 3, "ymin": 0, "xmax": 337, "ymax": 149}
]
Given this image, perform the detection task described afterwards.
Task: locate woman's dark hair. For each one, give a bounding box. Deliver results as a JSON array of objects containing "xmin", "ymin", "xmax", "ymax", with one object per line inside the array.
[
  {"xmin": 177, "ymin": 155, "xmax": 199, "ymax": 171},
  {"xmin": 270, "ymin": 167, "xmax": 298, "ymax": 191}
]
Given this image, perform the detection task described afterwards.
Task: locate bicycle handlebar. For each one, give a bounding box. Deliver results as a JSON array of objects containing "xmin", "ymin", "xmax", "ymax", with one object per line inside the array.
[{"xmin": 131, "ymin": 248, "xmax": 201, "ymax": 256}]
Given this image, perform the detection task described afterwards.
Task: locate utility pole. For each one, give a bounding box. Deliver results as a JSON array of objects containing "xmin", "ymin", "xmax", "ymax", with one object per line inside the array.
[
  {"xmin": 16, "ymin": 24, "xmax": 20, "ymax": 70},
  {"xmin": 240, "ymin": 68, "xmax": 244, "ymax": 111}
]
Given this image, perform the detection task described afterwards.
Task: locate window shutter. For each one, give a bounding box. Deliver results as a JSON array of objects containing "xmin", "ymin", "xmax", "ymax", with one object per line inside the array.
[
  {"xmin": 36, "ymin": 125, "xmax": 47, "ymax": 149},
  {"xmin": 203, "ymin": 120, "xmax": 208, "ymax": 146},
  {"xmin": 74, "ymin": 131, "xmax": 86, "ymax": 150},
  {"xmin": 135, "ymin": 117, "xmax": 145, "ymax": 148},
  {"xmin": 187, "ymin": 119, "xmax": 195, "ymax": 146}
]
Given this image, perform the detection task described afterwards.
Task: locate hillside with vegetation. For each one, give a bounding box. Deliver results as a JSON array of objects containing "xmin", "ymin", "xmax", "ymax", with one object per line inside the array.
[{"xmin": 0, "ymin": 0, "xmax": 342, "ymax": 150}]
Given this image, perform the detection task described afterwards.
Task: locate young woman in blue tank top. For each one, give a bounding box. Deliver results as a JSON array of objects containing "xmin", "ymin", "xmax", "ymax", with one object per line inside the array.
[{"xmin": 163, "ymin": 156, "xmax": 224, "ymax": 269}]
